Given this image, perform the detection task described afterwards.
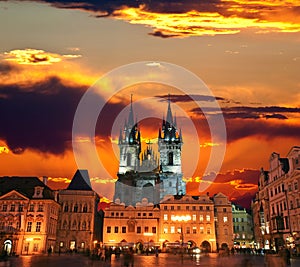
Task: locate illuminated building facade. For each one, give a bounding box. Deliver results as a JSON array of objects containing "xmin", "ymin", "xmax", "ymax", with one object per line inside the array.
[
  {"xmin": 252, "ymin": 146, "xmax": 300, "ymax": 254},
  {"xmin": 0, "ymin": 176, "xmax": 60, "ymax": 255},
  {"xmin": 103, "ymin": 193, "xmax": 234, "ymax": 252},
  {"xmin": 114, "ymin": 97, "xmax": 185, "ymax": 206},
  {"xmin": 213, "ymin": 193, "xmax": 234, "ymax": 250},
  {"xmin": 232, "ymin": 204, "xmax": 253, "ymax": 248},
  {"xmin": 55, "ymin": 170, "xmax": 102, "ymax": 253}
]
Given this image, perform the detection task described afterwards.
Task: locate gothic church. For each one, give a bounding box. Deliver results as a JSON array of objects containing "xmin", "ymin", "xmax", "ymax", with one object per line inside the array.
[{"xmin": 114, "ymin": 97, "xmax": 186, "ymax": 205}]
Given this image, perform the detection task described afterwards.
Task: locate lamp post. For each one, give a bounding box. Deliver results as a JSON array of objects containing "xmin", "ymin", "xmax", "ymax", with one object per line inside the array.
[{"xmin": 171, "ymin": 215, "xmax": 191, "ymax": 264}]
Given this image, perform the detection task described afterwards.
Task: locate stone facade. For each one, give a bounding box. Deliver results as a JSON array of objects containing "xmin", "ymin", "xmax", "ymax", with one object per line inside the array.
[
  {"xmin": 103, "ymin": 193, "xmax": 234, "ymax": 252},
  {"xmin": 252, "ymin": 146, "xmax": 300, "ymax": 254},
  {"xmin": 114, "ymin": 97, "xmax": 185, "ymax": 206},
  {"xmin": 232, "ymin": 204, "xmax": 253, "ymax": 248},
  {"xmin": 55, "ymin": 170, "xmax": 102, "ymax": 253},
  {"xmin": 0, "ymin": 177, "xmax": 60, "ymax": 255}
]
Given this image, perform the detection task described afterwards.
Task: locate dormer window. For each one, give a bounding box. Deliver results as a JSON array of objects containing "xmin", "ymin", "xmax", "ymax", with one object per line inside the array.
[{"xmin": 33, "ymin": 186, "xmax": 44, "ymax": 198}]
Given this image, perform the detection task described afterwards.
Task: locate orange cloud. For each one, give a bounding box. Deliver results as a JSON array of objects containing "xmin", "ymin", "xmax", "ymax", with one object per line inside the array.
[
  {"xmin": 4, "ymin": 49, "xmax": 81, "ymax": 65},
  {"xmin": 111, "ymin": 1, "xmax": 300, "ymax": 37}
]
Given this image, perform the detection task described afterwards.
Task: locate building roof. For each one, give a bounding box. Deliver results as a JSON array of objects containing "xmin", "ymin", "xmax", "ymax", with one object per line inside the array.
[
  {"xmin": 160, "ymin": 194, "xmax": 213, "ymax": 204},
  {"xmin": 0, "ymin": 176, "xmax": 55, "ymax": 199},
  {"xmin": 67, "ymin": 169, "xmax": 92, "ymax": 191}
]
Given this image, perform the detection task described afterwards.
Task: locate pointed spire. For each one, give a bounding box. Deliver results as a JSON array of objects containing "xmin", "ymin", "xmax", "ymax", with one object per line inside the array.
[
  {"xmin": 166, "ymin": 94, "xmax": 173, "ymax": 125},
  {"xmin": 128, "ymin": 94, "xmax": 134, "ymax": 127}
]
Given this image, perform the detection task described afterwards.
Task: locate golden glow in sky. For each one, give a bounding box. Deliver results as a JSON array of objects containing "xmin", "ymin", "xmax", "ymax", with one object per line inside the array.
[{"xmin": 112, "ymin": 1, "xmax": 300, "ymax": 37}]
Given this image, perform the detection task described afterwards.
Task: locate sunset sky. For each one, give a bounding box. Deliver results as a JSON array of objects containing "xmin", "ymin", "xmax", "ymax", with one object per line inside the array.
[{"xmin": 0, "ymin": 0, "xmax": 299, "ymax": 208}]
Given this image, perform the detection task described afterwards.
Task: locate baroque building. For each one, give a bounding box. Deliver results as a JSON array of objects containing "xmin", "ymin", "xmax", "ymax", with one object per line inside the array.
[
  {"xmin": 252, "ymin": 146, "xmax": 300, "ymax": 254},
  {"xmin": 55, "ymin": 170, "xmax": 102, "ymax": 253},
  {"xmin": 232, "ymin": 204, "xmax": 253, "ymax": 248},
  {"xmin": 114, "ymin": 97, "xmax": 185, "ymax": 206},
  {"xmin": 103, "ymin": 193, "xmax": 234, "ymax": 252},
  {"xmin": 0, "ymin": 176, "xmax": 60, "ymax": 255}
]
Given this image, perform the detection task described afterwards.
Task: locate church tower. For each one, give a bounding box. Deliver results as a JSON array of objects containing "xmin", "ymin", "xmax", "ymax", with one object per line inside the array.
[
  {"xmin": 118, "ymin": 95, "xmax": 141, "ymax": 174},
  {"xmin": 158, "ymin": 97, "xmax": 185, "ymax": 197}
]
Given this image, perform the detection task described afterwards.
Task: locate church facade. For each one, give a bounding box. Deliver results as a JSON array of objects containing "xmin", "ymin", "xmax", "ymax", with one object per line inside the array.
[{"xmin": 114, "ymin": 98, "xmax": 186, "ymax": 206}]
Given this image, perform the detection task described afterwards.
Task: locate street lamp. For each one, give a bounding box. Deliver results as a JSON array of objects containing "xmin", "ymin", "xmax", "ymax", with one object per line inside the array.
[{"xmin": 171, "ymin": 215, "xmax": 191, "ymax": 263}]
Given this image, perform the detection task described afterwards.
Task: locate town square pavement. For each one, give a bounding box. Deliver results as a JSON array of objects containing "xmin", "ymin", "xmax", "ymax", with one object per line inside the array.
[{"xmin": 2, "ymin": 252, "xmax": 300, "ymax": 267}]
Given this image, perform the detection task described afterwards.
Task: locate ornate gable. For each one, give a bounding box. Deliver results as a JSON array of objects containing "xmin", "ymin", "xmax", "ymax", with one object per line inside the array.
[{"xmin": 0, "ymin": 190, "xmax": 28, "ymax": 201}]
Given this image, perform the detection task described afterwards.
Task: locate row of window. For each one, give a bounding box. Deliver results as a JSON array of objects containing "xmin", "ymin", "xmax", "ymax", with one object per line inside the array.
[
  {"xmin": 1, "ymin": 204, "xmax": 44, "ymax": 212},
  {"xmin": 163, "ymin": 205, "xmax": 212, "ymax": 211},
  {"xmin": 163, "ymin": 226, "xmax": 212, "ymax": 235},
  {"xmin": 163, "ymin": 214, "xmax": 216, "ymax": 222},
  {"xmin": 233, "ymin": 225, "xmax": 246, "ymax": 232},
  {"xmin": 0, "ymin": 221, "xmax": 20, "ymax": 231},
  {"xmin": 269, "ymin": 182, "xmax": 298, "ymax": 197},
  {"xmin": 110, "ymin": 212, "xmax": 154, "ymax": 217},
  {"xmin": 107, "ymin": 226, "xmax": 157, "ymax": 234},
  {"xmin": 61, "ymin": 220, "xmax": 91, "ymax": 231},
  {"xmin": 233, "ymin": 217, "xmax": 247, "ymax": 223},
  {"xmin": 26, "ymin": 221, "xmax": 42, "ymax": 232},
  {"xmin": 63, "ymin": 203, "xmax": 88, "ymax": 213}
]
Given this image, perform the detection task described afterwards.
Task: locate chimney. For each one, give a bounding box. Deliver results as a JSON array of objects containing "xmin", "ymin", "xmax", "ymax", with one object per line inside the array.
[{"xmin": 43, "ymin": 176, "xmax": 48, "ymax": 185}]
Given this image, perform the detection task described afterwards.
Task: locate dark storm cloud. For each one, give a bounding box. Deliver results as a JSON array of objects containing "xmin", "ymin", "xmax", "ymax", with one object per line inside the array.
[
  {"xmin": 156, "ymin": 93, "xmax": 226, "ymax": 103},
  {"xmin": 0, "ymin": 77, "xmax": 126, "ymax": 154},
  {"xmin": 191, "ymin": 105, "xmax": 300, "ymax": 120},
  {"xmin": 34, "ymin": 0, "xmax": 221, "ymax": 14}
]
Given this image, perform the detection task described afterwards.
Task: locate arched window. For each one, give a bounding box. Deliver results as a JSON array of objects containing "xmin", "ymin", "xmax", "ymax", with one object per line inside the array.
[
  {"xmin": 72, "ymin": 220, "xmax": 77, "ymax": 230},
  {"xmin": 64, "ymin": 203, "xmax": 69, "ymax": 212},
  {"xmin": 83, "ymin": 204, "xmax": 87, "ymax": 213},
  {"xmin": 73, "ymin": 204, "xmax": 78, "ymax": 212},
  {"xmin": 168, "ymin": 152, "xmax": 173, "ymax": 165},
  {"xmin": 126, "ymin": 153, "xmax": 131, "ymax": 166}
]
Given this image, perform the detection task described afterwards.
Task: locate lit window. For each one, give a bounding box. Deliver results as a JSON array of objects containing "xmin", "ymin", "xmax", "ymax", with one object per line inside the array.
[
  {"xmin": 192, "ymin": 214, "xmax": 196, "ymax": 221},
  {"xmin": 200, "ymin": 226, "xmax": 204, "ymax": 234},
  {"xmin": 199, "ymin": 215, "xmax": 203, "ymax": 222},
  {"xmin": 223, "ymin": 216, "xmax": 228, "ymax": 223},
  {"xmin": 171, "ymin": 226, "xmax": 175, "ymax": 233},
  {"xmin": 206, "ymin": 215, "xmax": 210, "ymax": 221},
  {"xmin": 37, "ymin": 204, "xmax": 43, "ymax": 212},
  {"xmin": 164, "ymin": 227, "xmax": 168, "ymax": 233},
  {"xmin": 36, "ymin": 222, "xmax": 41, "ymax": 232},
  {"xmin": 192, "ymin": 226, "xmax": 197, "ymax": 234},
  {"xmin": 26, "ymin": 222, "xmax": 32, "ymax": 232},
  {"xmin": 164, "ymin": 214, "xmax": 168, "ymax": 221}
]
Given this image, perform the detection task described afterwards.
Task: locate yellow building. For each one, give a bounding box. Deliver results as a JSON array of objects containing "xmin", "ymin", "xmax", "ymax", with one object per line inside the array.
[
  {"xmin": 0, "ymin": 176, "xmax": 60, "ymax": 255},
  {"xmin": 103, "ymin": 193, "xmax": 234, "ymax": 253}
]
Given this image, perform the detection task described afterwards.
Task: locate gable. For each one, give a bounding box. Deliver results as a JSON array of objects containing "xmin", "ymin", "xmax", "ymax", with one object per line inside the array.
[{"xmin": 0, "ymin": 190, "xmax": 29, "ymax": 201}]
